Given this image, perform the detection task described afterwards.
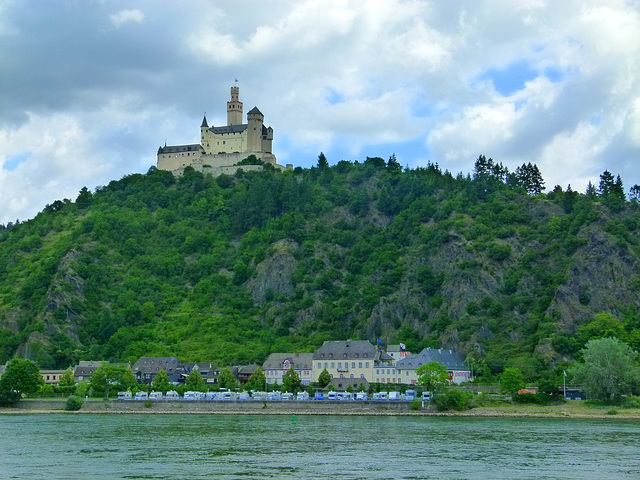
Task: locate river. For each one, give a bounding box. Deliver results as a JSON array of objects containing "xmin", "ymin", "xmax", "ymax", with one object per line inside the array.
[{"xmin": 0, "ymin": 414, "xmax": 638, "ymax": 479}]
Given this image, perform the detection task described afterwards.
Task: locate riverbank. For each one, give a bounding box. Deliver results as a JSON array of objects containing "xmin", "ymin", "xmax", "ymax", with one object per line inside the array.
[{"xmin": 2, "ymin": 399, "xmax": 640, "ymax": 419}]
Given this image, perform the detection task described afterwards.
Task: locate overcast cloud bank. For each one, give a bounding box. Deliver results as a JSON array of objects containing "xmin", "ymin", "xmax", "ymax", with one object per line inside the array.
[{"xmin": 1, "ymin": 0, "xmax": 639, "ymax": 224}]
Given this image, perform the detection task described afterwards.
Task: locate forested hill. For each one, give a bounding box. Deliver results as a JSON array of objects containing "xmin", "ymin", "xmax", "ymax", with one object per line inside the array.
[{"xmin": 1, "ymin": 156, "xmax": 639, "ymax": 382}]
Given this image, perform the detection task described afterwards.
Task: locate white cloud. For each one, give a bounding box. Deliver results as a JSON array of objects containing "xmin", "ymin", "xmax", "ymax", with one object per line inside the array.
[
  {"xmin": 1, "ymin": 0, "xmax": 640, "ymax": 222},
  {"xmin": 109, "ymin": 9, "xmax": 144, "ymax": 28}
]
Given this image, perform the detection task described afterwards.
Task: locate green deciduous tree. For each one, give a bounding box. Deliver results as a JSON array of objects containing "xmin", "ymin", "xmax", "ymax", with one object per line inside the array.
[
  {"xmin": 499, "ymin": 367, "xmax": 525, "ymax": 396},
  {"xmin": 217, "ymin": 367, "xmax": 237, "ymax": 390},
  {"xmin": 151, "ymin": 369, "xmax": 171, "ymax": 393},
  {"xmin": 416, "ymin": 361, "xmax": 450, "ymax": 394},
  {"xmin": 59, "ymin": 368, "xmax": 76, "ymax": 388},
  {"xmin": 57, "ymin": 367, "xmax": 77, "ymax": 396},
  {"xmin": 245, "ymin": 367, "xmax": 266, "ymax": 392},
  {"xmin": 0, "ymin": 358, "xmax": 44, "ymax": 406},
  {"xmin": 90, "ymin": 365, "xmax": 137, "ymax": 398},
  {"xmin": 318, "ymin": 368, "xmax": 331, "ymax": 388},
  {"xmin": 569, "ymin": 337, "xmax": 640, "ymax": 403},
  {"xmin": 185, "ymin": 369, "xmax": 207, "ymax": 392},
  {"xmin": 282, "ymin": 366, "xmax": 302, "ymax": 394}
]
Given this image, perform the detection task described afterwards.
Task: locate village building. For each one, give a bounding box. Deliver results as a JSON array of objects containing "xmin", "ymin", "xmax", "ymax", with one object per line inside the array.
[
  {"xmin": 132, "ymin": 357, "xmax": 188, "ymax": 385},
  {"xmin": 385, "ymin": 344, "xmax": 411, "ymax": 362},
  {"xmin": 312, "ymin": 340, "xmax": 395, "ymax": 384},
  {"xmin": 73, "ymin": 360, "xmax": 106, "ymax": 383},
  {"xmin": 394, "ymin": 347, "xmax": 471, "ymax": 385},
  {"xmin": 157, "ymin": 85, "xmax": 292, "ymax": 176},
  {"xmin": 263, "ymin": 353, "xmax": 314, "ymax": 386},
  {"xmin": 40, "ymin": 369, "xmax": 66, "ymax": 386}
]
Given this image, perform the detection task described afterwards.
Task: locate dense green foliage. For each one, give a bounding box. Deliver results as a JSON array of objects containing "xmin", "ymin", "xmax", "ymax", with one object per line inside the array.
[
  {"xmin": 416, "ymin": 361, "xmax": 450, "ymax": 393},
  {"xmin": 1, "ymin": 158, "xmax": 640, "ymax": 383},
  {"xmin": 570, "ymin": 337, "xmax": 640, "ymax": 403},
  {"xmin": 433, "ymin": 389, "xmax": 474, "ymax": 411},
  {"xmin": 64, "ymin": 395, "xmax": 83, "ymax": 411},
  {"xmin": 0, "ymin": 358, "xmax": 43, "ymax": 406}
]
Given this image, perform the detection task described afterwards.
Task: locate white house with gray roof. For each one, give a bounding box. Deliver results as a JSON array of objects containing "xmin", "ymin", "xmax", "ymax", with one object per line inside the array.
[
  {"xmin": 312, "ymin": 340, "xmax": 395, "ymax": 384},
  {"xmin": 395, "ymin": 348, "xmax": 471, "ymax": 385},
  {"xmin": 263, "ymin": 353, "xmax": 313, "ymax": 386}
]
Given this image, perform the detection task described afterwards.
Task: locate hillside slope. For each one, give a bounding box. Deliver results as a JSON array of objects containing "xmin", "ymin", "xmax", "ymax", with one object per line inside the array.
[{"xmin": 1, "ymin": 160, "xmax": 639, "ymax": 381}]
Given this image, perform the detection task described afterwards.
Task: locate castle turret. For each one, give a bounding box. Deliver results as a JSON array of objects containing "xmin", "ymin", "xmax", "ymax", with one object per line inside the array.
[
  {"xmin": 246, "ymin": 106, "xmax": 264, "ymax": 152},
  {"xmin": 201, "ymin": 114, "xmax": 209, "ymax": 151},
  {"xmin": 227, "ymin": 86, "xmax": 243, "ymax": 126}
]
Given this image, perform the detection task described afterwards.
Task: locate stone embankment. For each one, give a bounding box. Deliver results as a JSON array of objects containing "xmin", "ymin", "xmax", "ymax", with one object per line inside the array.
[
  {"xmin": 3, "ymin": 400, "xmax": 640, "ymax": 419},
  {"xmin": 5, "ymin": 399, "xmax": 421, "ymax": 415}
]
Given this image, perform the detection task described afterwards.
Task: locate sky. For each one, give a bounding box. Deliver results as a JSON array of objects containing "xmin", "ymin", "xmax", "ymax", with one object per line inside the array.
[{"xmin": 1, "ymin": 0, "xmax": 639, "ymax": 225}]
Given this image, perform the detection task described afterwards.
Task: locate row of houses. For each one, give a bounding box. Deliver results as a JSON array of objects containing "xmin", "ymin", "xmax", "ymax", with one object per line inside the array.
[
  {"xmin": 263, "ymin": 341, "xmax": 471, "ymax": 390},
  {"xmin": 2, "ymin": 341, "xmax": 471, "ymax": 390}
]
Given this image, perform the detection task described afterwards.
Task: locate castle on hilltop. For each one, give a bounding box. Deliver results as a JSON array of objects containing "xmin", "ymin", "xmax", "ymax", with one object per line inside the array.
[{"xmin": 157, "ymin": 86, "xmax": 292, "ymax": 176}]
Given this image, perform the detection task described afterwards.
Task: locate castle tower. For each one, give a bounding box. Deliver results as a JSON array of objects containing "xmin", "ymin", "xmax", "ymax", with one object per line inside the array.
[
  {"xmin": 246, "ymin": 106, "xmax": 264, "ymax": 152},
  {"xmin": 227, "ymin": 86, "xmax": 243, "ymax": 126}
]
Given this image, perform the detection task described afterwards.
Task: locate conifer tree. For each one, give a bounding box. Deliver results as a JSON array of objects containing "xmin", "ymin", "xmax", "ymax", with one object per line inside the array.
[{"xmin": 317, "ymin": 152, "xmax": 329, "ymax": 169}]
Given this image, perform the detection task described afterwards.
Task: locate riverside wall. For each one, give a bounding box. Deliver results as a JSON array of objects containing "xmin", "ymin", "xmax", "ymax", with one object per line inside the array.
[{"xmin": 10, "ymin": 399, "xmax": 419, "ymax": 415}]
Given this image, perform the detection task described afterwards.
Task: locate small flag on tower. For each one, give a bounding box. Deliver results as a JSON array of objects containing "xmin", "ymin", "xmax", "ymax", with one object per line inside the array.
[
  {"xmin": 377, "ymin": 339, "xmax": 383, "ymax": 344},
  {"xmin": 400, "ymin": 343, "xmax": 406, "ymax": 350}
]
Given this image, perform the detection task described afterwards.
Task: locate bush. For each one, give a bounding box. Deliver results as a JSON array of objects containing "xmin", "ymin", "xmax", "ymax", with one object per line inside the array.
[
  {"xmin": 434, "ymin": 390, "xmax": 474, "ymax": 411},
  {"xmin": 512, "ymin": 392, "xmax": 564, "ymax": 405},
  {"xmin": 65, "ymin": 396, "xmax": 83, "ymax": 411},
  {"xmin": 410, "ymin": 398, "xmax": 422, "ymax": 410}
]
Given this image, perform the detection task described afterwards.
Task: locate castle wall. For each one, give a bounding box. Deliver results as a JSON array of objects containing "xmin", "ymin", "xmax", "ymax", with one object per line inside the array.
[
  {"xmin": 201, "ymin": 130, "xmax": 247, "ymax": 155},
  {"xmin": 157, "ymin": 149, "xmax": 203, "ymax": 171}
]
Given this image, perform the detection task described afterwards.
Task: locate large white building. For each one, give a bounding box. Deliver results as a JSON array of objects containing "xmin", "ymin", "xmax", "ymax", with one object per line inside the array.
[
  {"xmin": 263, "ymin": 353, "xmax": 313, "ymax": 386},
  {"xmin": 395, "ymin": 348, "xmax": 471, "ymax": 385}
]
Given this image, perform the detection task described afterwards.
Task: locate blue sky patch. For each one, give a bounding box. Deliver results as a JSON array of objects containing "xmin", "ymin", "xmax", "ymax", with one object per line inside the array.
[
  {"xmin": 325, "ymin": 89, "xmax": 345, "ymax": 105},
  {"xmin": 478, "ymin": 60, "xmax": 538, "ymax": 96},
  {"xmin": 3, "ymin": 152, "xmax": 31, "ymax": 171}
]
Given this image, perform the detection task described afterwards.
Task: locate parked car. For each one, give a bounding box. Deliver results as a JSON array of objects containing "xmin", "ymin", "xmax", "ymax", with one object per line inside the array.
[
  {"xmin": 355, "ymin": 392, "xmax": 368, "ymax": 401},
  {"xmin": 149, "ymin": 391, "xmax": 163, "ymax": 401},
  {"xmin": 117, "ymin": 391, "xmax": 132, "ymax": 401},
  {"xmin": 296, "ymin": 391, "xmax": 310, "ymax": 401},
  {"xmin": 389, "ymin": 391, "xmax": 401, "ymax": 401},
  {"xmin": 314, "ymin": 392, "xmax": 325, "ymax": 400},
  {"xmin": 338, "ymin": 392, "xmax": 353, "ymax": 401}
]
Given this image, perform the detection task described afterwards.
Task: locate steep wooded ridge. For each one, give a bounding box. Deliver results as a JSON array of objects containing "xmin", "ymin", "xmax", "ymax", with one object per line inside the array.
[{"xmin": 1, "ymin": 159, "xmax": 639, "ymax": 381}]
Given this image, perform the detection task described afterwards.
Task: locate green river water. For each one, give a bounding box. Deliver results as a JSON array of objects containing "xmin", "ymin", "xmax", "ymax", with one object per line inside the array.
[{"xmin": 0, "ymin": 414, "xmax": 639, "ymax": 479}]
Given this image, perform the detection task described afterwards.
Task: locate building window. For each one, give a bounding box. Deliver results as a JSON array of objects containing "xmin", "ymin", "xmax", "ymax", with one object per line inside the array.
[
  {"xmin": 359, "ymin": 362, "xmax": 362, "ymax": 368},
  {"xmin": 351, "ymin": 362, "xmax": 355, "ymax": 368},
  {"xmin": 365, "ymin": 362, "xmax": 369, "ymax": 368},
  {"xmin": 350, "ymin": 374, "xmax": 354, "ymax": 378},
  {"xmin": 324, "ymin": 362, "xmax": 328, "ymax": 368},
  {"xmin": 340, "ymin": 374, "xmax": 344, "ymax": 379},
  {"xmin": 331, "ymin": 362, "xmax": 335, "ymax": 369},
  {"xmin": 361, "ymin": 374, "xmax": 365, "ymax": 378},
  {"xmin": 338, "ymin": 362, "xmax": 341, "ymax": 369}
]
